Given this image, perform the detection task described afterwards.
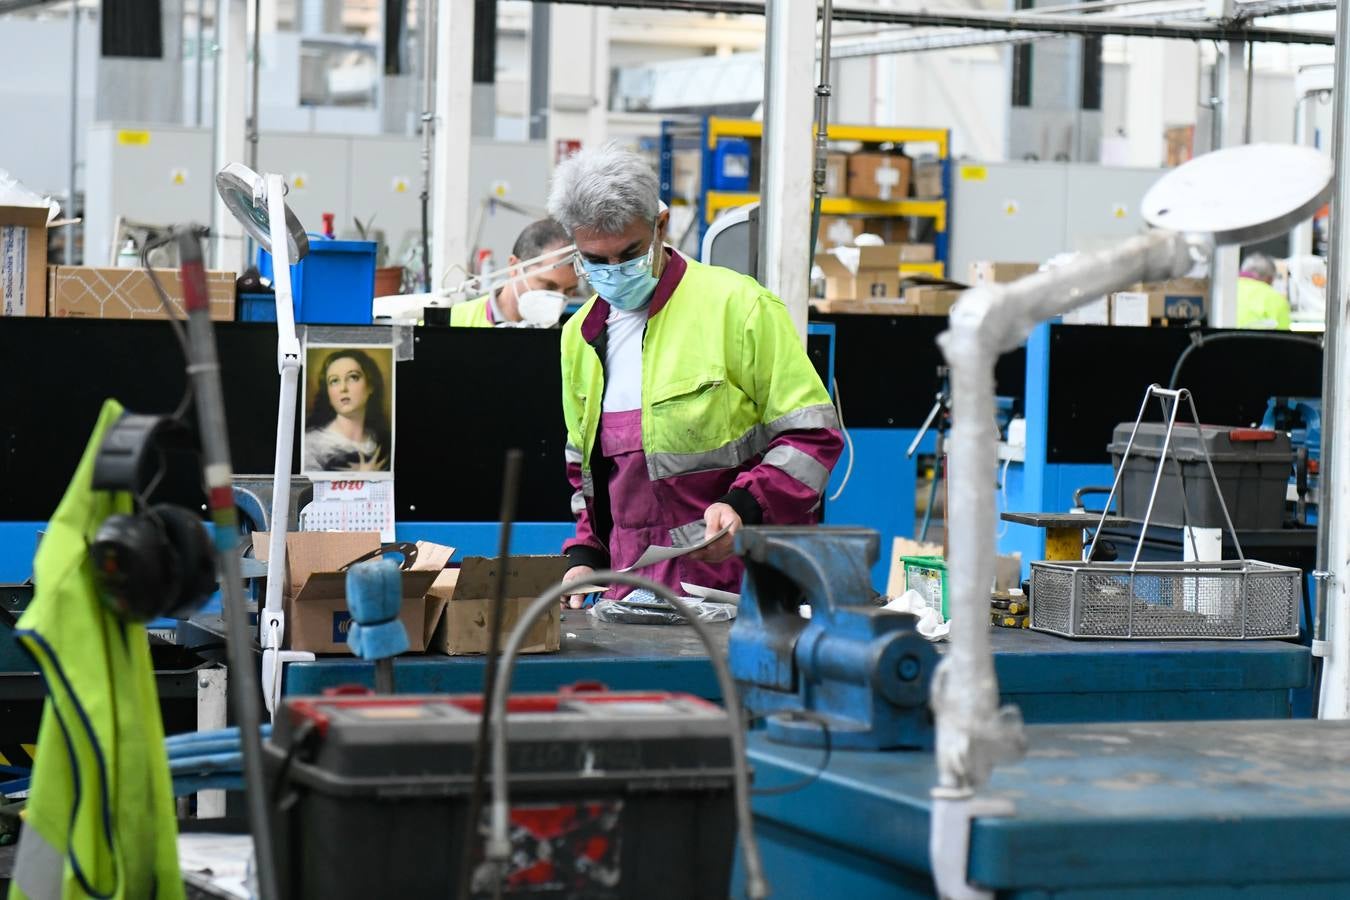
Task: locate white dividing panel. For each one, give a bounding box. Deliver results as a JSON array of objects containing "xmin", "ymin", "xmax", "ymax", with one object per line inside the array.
[
  {"xmin": 348, "ymin": 136, "xmax": 423, "ymax": 264},
  {"xmin": 256, "ymin": 133, "xmax": 352, "ymax": 241},
  {"xmin": 950, "ymin": 162, "xmax": 1067, "ymax": 279},
  {"xmin": 84, "ymin": 123, "xmax": 213, "ymax": 267},
  {"xmin": 951, "ymin": 161, "xmax": 1167, "ymax": 278},
  {"xmin": 1064, "ymin": 166, "xmax": 1163, "ymax": 251},
  {"xmin": 466, "ymin": 139, "xmax": 552, "ymax": 268}
]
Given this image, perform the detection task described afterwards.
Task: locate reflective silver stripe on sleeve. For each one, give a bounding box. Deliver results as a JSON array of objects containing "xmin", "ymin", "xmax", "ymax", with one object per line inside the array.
[
  {"xmin": 581, "ymin": 470, "xmax": 595, "ymax": 498},
  {"xmin": 13, "ymin": 822, "xmax": 63, "ymax": 900},
  {"xmin": 762, "ymin": 445, "xmax": 831, "ymax": 494},
  {"xmin": 565, "ymin": 443, "xmax": 583, "ymax": 465},
  {"xmin": 669, "ymin": 519, "xmax": 707, "ymax": 548},
  {"xmin": 646, "ymin": 403, "xmax": 841, "ymax": 480},
  {"xmin": 570, "ymin": 491, "xmax": 587, "ymax": 515}
]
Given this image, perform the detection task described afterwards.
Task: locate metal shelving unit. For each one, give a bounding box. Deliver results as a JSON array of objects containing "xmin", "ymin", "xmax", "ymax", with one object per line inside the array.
[{"xmin": 660, "ymin": 116, "xmax": 953, "ymax": 277}]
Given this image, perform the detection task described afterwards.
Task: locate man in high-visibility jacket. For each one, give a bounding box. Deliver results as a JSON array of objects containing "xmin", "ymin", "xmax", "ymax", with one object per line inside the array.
[
  {"xmin": 450, "ymin": 218, "xmax": 579, "ymax": 327},
  {"xmin": 1236, "ymin": 252, "xmax": 1292, "ymax": 330},
  {"xmin": 549, "ymin": 142, "xmax": 843, "ymax": 606}
]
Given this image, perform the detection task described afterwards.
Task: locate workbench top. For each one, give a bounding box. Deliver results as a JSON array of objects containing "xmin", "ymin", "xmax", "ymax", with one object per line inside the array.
[
  {"xmin": 746, "ymin": 719, "xmax": 1350, "ymax": 895},
  {"xmin": 251, "ymin": 613, "xmax": 1309, "ymax": 723}
]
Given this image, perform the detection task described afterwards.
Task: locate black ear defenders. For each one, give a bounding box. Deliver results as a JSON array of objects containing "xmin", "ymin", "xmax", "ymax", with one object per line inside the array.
[{"xmin": 88, "ymin": 413, "xmax": 218, "ymax": 622}]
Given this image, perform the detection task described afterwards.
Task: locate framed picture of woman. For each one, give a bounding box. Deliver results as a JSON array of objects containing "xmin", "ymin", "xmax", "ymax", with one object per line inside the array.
[{"xmin": 301, "ymin": 344, "xmax": 395, "ymax": 479}]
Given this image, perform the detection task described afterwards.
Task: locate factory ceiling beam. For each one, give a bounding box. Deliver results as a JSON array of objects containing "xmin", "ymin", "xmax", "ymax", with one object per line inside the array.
[
  {"xmin": 0, "ymin": 0, "xmax": 59, "ymax": 13},
  {"xmin": 537, "ymin": 0, "xmax": 1333, "ymax": 43}
]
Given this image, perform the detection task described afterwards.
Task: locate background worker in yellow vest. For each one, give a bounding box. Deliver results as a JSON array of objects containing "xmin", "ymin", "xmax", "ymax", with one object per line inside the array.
[
  {"xmin": 450, "ymin": 218, "xmax": 580, "ymax": 326},
  {"xmin": 549, "ymin": 142, "xmax": 843, "ymax": 608},
  {"xmin": 1236, "ymin": 252, "xmax": 1292, "ymax": 330}
]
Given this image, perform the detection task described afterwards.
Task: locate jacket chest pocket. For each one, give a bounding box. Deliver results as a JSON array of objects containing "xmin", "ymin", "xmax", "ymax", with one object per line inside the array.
[{"xmin": 649, "ymin": 373, "xmax": 732, "ymax": 454}]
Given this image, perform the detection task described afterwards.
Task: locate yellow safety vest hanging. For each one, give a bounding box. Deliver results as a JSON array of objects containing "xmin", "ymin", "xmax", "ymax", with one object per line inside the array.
[{"xmin": 10, "ymin": 399, "xmax": 184, "ymax": 900}]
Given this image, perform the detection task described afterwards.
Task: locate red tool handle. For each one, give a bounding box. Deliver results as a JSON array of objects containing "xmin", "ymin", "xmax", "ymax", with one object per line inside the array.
[{"xmin": 1229, "ymin": 428, "xmax": 1277, "ymax": 442}]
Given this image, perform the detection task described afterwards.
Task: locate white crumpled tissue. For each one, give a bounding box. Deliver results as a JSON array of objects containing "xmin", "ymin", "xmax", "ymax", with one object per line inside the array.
[{"xmin": 883, "ymin": 590, "xmax": 950, "ymax": 642}]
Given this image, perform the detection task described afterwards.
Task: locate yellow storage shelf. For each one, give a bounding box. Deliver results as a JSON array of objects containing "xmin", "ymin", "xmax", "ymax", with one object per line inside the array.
[
  {"xmin": 705, "ymin": 191, "xmax": 947, "ymax": 231},
  {"xmin": 705, "ymin": 117, "xmax": 949, "ymax": 158},
  {"xmin": 900, "ymin": 261, "xmax": 946, "ymax": 279}
]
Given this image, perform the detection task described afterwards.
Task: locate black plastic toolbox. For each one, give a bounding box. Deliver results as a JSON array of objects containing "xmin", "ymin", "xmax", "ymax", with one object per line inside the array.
[
  {"xmin": 265, "ymin": 688, "xmax": 736, "ymax": 899},
  {"xmin": 1108, "ymin": 423, "xmax": 1293, "ymax": 530}
]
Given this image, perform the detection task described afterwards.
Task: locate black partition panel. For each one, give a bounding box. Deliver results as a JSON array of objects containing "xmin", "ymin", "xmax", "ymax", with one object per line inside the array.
[
  {"xmin": 810, "ymin": 313, "xmax": 1026, "ymax": 428},
  {"xmin": 2, "ymin": 319, "xmax": 837, "ymax": 524},
  {"xmin": 1046, "ymin": 325, "xmax": 1324, "ymax": 463}
]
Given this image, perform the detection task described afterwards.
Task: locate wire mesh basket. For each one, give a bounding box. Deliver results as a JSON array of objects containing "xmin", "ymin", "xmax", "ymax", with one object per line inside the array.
[{"xmin": 1030, "ymin": 385, "xmax": 1302, "ymax": 640}]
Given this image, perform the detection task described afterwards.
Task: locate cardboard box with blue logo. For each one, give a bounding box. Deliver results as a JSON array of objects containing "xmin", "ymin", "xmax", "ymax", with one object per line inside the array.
[{"xmin": 251, "ymin": 532, "xmax": 565, "ymax": 656}]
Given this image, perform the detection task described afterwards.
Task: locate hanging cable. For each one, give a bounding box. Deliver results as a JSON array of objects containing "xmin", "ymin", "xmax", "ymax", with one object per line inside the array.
[{"xmin": 828, "ymin": 378, "xmax": 854, "ymax": 502}]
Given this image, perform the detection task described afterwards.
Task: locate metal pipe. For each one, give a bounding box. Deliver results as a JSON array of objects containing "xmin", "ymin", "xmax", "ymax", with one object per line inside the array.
[
  {"xmin": 66, "ymin": 1, "xmax": 77, "ymax": 265},
  {"xmin": 933, "ymin": 229, "xmax": 1196, "ymax": 792},
  {"xmin": 1244, "ymin": 38, "xmax": 1255, "ymax": 144},
  {"xmin": 538, "ymin": 0, "xmax": 1333, "ymax": 44},
  {"xmin": 528, "ymin": 1, "xmax": 550, "ymax": 140},
  {"xmin": 248, "ymin": 0, "xmax": 261, "ymax": 172},
  {"xmin": 1315, "ymin": 0, "xmax": 1350, "ymax": 709},
  {"xmin": 175, "ymin": 228, "xmax": 279, "ymax": 900},
  {"xmin": 419, "ymin": 0, "xmax": 436, "ymax": 291},
  {"xmin": 196, "ymin": 0, "xmax": 206, "ymax": 126},
  {"xmin": 812, "ymin": 0, "xmax": 834, "ymax": 199}
]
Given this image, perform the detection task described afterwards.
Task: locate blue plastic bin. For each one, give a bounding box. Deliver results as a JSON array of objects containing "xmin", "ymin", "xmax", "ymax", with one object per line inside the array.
[
  {"xmin": 711, "ymin": 137, "xmax": 753, "ymax": 191},
  {"xmin": 239, "ymin": 291, "xmax": 282, "ymax": 322},
  {"xmin": 258, "ymin": 236, "xmax": 377, "ymax": 325}
]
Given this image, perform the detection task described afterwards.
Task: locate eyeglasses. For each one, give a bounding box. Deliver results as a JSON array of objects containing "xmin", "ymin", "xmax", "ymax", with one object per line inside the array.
[{"xmin": 571, "ymin": 219, "xmax": 661, "ymax": 280}]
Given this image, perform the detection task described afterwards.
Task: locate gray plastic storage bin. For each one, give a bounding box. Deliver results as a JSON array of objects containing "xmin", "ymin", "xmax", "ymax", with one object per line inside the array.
[{"xmin": 1108, "ymin": 423, "xmax": 1292, "ymax": 530}]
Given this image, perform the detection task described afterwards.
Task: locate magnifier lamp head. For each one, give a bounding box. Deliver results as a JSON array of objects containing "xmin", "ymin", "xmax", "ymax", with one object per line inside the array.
[
  {"xmin": 1142, "ymin": 143, "xmax": 1333, "ymax": 247},
  {"xmin": 214, "ymin": 163, "xmax": 310, "ymax": 262}
]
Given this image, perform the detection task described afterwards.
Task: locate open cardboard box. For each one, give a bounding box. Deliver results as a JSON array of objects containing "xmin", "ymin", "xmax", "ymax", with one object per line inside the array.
[
  {"xmin": 1, "ymin": 205, "xmax": 49, "ymax": 316},
  {"xmin": 252, "ymin": 532, "xmax": 443, "ymax": 655},
  {"xmin": 429, "ymin": 555, "xmax": 569, "ymax": 656}
]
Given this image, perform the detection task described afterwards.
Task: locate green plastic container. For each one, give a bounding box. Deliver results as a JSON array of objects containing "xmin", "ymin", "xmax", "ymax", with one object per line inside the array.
[{"xmin": 902, "ymin": 555, "xmax": 948, "ymax": 620}]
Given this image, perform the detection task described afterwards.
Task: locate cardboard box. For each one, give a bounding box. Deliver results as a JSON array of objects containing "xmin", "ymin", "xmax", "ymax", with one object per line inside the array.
[
  {"xmin": 815, "ymin": 244, "xmax": 905, "ymax": 300},
  {"xmin": 48, "ymin": 265, "xmax": 236, "ymax": 321},
  {"xmin": 430, "ymin": 555, "xmax": 568, "ymax": 656},
  {"xmin": 860, "ymin": 217, "xmax": 911, "ymax": 244},
  {"xmin": 1061, "ymin": 296, "xmax": 1110, "ymax": 326},
  {"xmin": 810, "ymin": 298, "xmax": 920, "ymax": 316},
  {"xmin": 912, "ymin": 161, "xmax": 944, "ymax": 199},
  {"xmin": 824, "ymin": 152, "xmax": 849, "ymax": 198},
  {"xmin": 896, "ymin": 243, "xmax": 936, "ymax": 263},
  {"xmin": 903, "ymin": 285, "xmax": 964, "ymax": 316},
  {"xmin": 968, "ymin": 261, "xmax": 1040, "ymax": 286},
  {"xmin": 884, "ymin": 539, "xmax": 1022, "ymax": 600},
  {"xmin": 252, "ymin": 532, "xmax": 441, "ymax": 655},
  {"xmin": 1, "ymin": 205, "xmax": 49, "ymax": 316},
  {"xmin": 1125, "ymin": 276, "xmax": 1207, "ymax": 322},
  {"xmin": 816, "ymin": 215, "xmax": 863, "ymax": 249},
  {"xmin": 847, "ymin": 153, "xmax": 912, "ymax": 201},
  {"xmin": 1111, "ymin": 292, "xmax": 1151, "ymax": 327}
]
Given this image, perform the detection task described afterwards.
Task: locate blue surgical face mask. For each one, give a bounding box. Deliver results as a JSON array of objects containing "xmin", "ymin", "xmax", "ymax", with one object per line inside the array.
[{"xmin": 575, "ymin": 221, "xmax": 661, "ymax": 311}]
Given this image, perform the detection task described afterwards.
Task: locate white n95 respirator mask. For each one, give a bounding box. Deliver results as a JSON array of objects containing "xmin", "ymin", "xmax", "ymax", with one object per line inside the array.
[{"xmin": 516, "ymin": 290, "xmax": 568, "ymax": 328}]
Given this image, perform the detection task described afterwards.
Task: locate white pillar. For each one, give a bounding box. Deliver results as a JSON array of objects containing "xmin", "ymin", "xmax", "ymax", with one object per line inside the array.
[
  {"xmin": 432, "ymin": 0, "xmax": 475, "ymax": 290},
  {"xmin": 1126, "ymin": 38, "xmax": 1165, "ymax": 168},
  {"xmin": 757, "ymin": 0, "xmax": 815, "ymax": 343},
  {"xmin": 546, "ymin": 6, "xmax": 609, "ymax": 152},
  {"xmin": 1208, "ymin": 39, "xmax": 1248, "ymax": 329},
  {"xmin": 212, "ymin": 0, "xmax": 249, "ymax": 271},
  {"xmin": 1317, "ymin": 0, "xmax": 1350, "ymax": 718}
]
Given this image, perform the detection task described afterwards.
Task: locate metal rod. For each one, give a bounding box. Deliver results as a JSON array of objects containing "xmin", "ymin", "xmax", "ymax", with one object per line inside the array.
[
  {"xmin": 1085, "ymin": 387, "xmax": 1154, "ymax": 563},
  {"xmin": 374, "ymin": 657, "xmax": 395, "ymax": 693},
  {"xmin": 1130, "ymin": 387, "xmax": 1185, "ymax": 570},
  {"xmin": 1181, "ymin": 389, "xmax": 1247, "ymax": 562},
  {"xmin": 459, "ymin": 449, "xmax": 524, "ymax": 900},
  {"xmin": 66, "ymin": 1, "xmax": 77, "ymax": 265},
  {"xmin": 419, "ymin": 0, "xmax": 437, "ymax": 291},
  {"xmin": 536, "ymin": 0, "xmax": 1333, "ymax": 44},
  {"xmin": 196, "ymin": 0, "xmax": 206, "ymax": 127},
  {"xmin": 1244, "ymin": 38, "xmax": 1255, "ymax": 143},
  {"xmin": 812, "ymin": 0, "xmax": 834, "ymax": 199},
  {"xmin": 175, "ymin": 227, "xmax": 279, "ymax": 900},
  {"xmin": 248, "ymin": 0, "xmax": 261, "ymax": 170}
]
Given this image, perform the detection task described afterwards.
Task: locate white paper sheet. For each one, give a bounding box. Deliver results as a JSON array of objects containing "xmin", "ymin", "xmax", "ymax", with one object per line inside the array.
[
  {"xmin": 620, "ymin": 525, "xmax": 732, "ymax": 572},
  {"xmin": 679, "ymin": 582, "xmax": 741, "ymax": 606}
]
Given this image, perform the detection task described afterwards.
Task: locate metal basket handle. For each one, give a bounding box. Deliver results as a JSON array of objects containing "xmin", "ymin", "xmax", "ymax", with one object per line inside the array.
[{"xmin": 1085, "ymin": 384, "xmax": 1247, "ymax": 570}]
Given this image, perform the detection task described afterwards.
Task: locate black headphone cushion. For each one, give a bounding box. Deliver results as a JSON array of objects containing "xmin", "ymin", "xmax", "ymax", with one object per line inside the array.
[
  {"xmin": 153, "ymin": 505, "xmax": 218, "ymax": 619},
  {"xmin": 90, "ymin": 513, "xmax": 178, "ymax": 622}
]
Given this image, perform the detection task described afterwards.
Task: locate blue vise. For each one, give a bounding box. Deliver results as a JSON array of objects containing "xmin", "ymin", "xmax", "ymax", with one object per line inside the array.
[{"xmin": 729, "ymin": 526, "xmax": 937, "ymax": 751}]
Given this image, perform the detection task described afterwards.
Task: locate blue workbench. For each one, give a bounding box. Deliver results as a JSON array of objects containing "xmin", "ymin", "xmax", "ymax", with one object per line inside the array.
[
  {"xmin": 278, "ymin": 617, "xmax": 1309, "ymax": 723},
  {"xmin": 739, "ymin": 719, "xmax": 1350, "ymax": 898}
]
